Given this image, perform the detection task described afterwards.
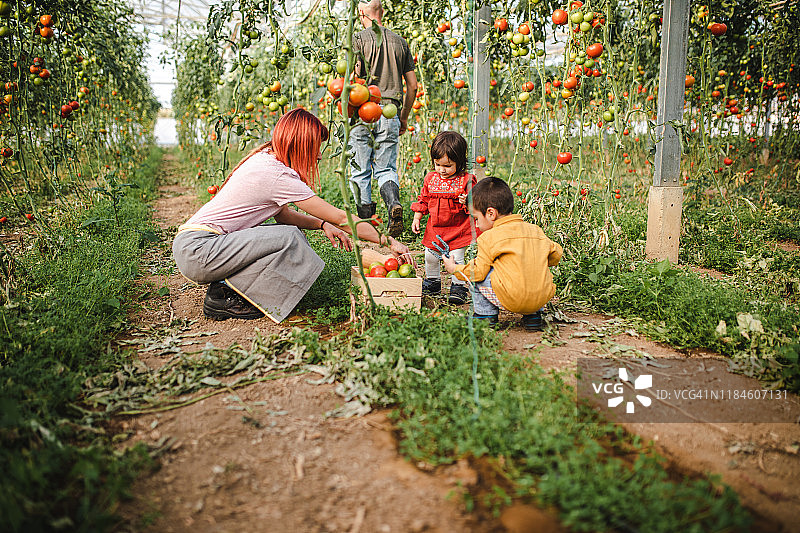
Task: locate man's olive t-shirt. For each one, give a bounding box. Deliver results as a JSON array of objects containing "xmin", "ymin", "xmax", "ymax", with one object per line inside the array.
[{"xmin": 354, "ymin": 26, "xmax": 415, "ymax": 106}]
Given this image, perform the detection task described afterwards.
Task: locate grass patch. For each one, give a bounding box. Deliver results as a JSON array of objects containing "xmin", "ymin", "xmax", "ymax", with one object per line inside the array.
[
  {"xmin": 296, "ymin": 230, "xmax": 356, "ymax": 316},
  {"xmin": 307, "ymin": 310, "xmax": 751, "ymax": 532},
  {"xmin": 0, "ymin": 146, "xmax": 163, "ymax": 531},
  {"xmin": 555, "ymin": 251, "xmax": 800, "ymax": 391}
]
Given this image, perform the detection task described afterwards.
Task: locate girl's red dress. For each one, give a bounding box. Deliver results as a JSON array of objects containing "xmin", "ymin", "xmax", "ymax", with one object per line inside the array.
[{"xmin": 410, "ymin": 171, "xmax": 480, "ymax": 250}]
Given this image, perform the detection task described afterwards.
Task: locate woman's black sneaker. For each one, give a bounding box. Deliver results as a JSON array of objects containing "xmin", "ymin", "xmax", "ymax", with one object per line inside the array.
[
  {"xmin": 203, "ymin": 282, "xmax": 264, "ymax": 320},
  {"xmin": 422, "ymin": 277, "xmax": 441, "ymax": 296},
  {"xmin": 521, "ymin": 312, "xmax": 544, "ymax": 331},
  {"xmin": 448, "ymin": 284, "xmax": 469, "ymax": 305}
]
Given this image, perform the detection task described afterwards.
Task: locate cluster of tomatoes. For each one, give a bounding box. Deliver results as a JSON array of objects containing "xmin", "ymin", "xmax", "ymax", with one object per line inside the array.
[
  {"xmin": 255, "ymin": 79, "xmax": 287, "ymax": 113},
  {"xmin": 26, "ymin": 56, "xmax": 50, "ymax": 87},
  {"xmin": 326, "ymin": 76, "xmax": 396, "ymax": 124},
  {"xmin": 551, "ymin": 2, "xmax": 605, "ymax": 33},
  {"xmin": 363, "ymin": 257, "xmax": 415, "ymax": 278},
  {"xmin": 37, "ymin": 13, "xmax": 54, "ymax": 40},
  {"xmin": 59, "ymin": 99, "xmax": 80, "ymax": 119}
]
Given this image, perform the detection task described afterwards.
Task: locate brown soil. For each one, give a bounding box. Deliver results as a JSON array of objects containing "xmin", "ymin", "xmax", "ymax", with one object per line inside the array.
[
  {"xmin": 775, "ymin": 241, "xmax": 800, "ymax": 254},
  {"xmin": 115, "ymin": 153, "xmax": 800, "ymax": 532}
]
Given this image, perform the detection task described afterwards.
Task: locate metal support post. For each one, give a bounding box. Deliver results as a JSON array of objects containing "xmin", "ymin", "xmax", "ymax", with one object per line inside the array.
[
  {"xmin": 646, "ymin": 0, "xmax": 690, "ymax": 263},
  {"xmin": 470, "ymin": 3, "xmax": 490, "ymax": 180}
]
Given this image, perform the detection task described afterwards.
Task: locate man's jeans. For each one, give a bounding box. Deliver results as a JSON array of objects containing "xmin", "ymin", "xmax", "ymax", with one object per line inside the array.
[{"xmin": 348, "ymin": 115, "xmax": 400, "ymax": 205}]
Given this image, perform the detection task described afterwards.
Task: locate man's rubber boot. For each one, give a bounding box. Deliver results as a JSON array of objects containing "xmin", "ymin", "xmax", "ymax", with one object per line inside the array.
[
  {"xmin": 380, "ymin": 181, "xmax": 403, "ymax": 238},
  {"xmin": 356, "ymin": 202, "xmax": 376, "ymax": 220}
]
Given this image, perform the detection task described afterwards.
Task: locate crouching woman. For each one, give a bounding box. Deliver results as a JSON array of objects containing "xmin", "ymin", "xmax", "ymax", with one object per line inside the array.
[{"xmin": 173, "ymin": 108, "xmax": 409, "ymax": 322}]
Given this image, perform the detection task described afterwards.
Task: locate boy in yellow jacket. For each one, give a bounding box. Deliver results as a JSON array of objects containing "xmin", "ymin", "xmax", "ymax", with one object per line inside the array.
[{"xmin": 442, "ymin": 177, "xmax": 563, "ymax": 330}]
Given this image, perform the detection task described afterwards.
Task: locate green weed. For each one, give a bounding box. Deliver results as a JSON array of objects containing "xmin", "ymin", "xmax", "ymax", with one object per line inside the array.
[
  {"xmin": 0, "ymin": 146, "xmax": 163, "ymax": 532},
  {"xmin": 556, "ymin": 251, "xmax": 800, "ymax": 390},
  {"xmin": 306, "ymin": 309, "xmax": 751, "ymax": 532},
  {"xmin": 296, "ymin": 230, "xmax": 355, "ymax": 314}
]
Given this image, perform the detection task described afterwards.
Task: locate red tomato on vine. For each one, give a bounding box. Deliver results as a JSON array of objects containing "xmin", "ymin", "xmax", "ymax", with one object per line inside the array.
[
  {"xmin": 708, "ymin": 22, "xmax": 727, "ymax": 36},
  {"xmin": 557, "ymin": 152, "xmax": 572, "ymax": 164},
  {"xmin": 552, "ymin": 9, "xmax": 568, "ymax": 25},
  {"xmin": 586, "ymin": 43, "xmax": 603, "ymax": 58}
]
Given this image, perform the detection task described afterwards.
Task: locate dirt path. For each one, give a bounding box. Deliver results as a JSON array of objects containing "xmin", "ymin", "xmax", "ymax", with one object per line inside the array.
[{"xmin": 116, "ymin": 153, "xmax": 800, "ymax": 532}]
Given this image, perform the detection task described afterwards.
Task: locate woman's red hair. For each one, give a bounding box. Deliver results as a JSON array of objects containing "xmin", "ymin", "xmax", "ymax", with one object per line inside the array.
[{"xmin": 223, "ymin": 108, "xmax": 329, "ymax": 190}]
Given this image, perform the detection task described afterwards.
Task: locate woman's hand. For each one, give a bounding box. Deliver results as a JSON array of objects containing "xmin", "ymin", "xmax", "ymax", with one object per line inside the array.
[
  {"xmin": 323, "ymin": 222, "xmax": 353, "ymax": 251},
  {"xmin": 411, "ymin": 217, "xmax": 421, "ymax": 234},
  {"xmin": 388, "ymin": 237, "xmax": 410, "ymax": 259}
]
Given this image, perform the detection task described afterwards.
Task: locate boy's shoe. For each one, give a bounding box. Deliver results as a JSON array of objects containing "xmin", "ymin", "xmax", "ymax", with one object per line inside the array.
[
  {"xmin": 521, "ymin": 312, "xmax": 544, "ymax": 331},
  {"xmin": 422, "ymin": 277, "xmax": 441, "ymax": 296},
  {"xmin": 472, "ymin": 313, "xmax": 499, "ymax": 326},
  {"xmin": 203, "ymin": 282, "xmax": 264, "ymax": 320},
  {"xmin": 448, "ymin": 284, "xmax": 469, "ymax": 305}
]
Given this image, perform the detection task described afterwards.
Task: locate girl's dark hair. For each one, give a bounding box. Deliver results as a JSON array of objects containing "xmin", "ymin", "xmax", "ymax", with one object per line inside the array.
[
  {"xmin": 430, "ymin": 131, "xmax": 467, "ymax": 175},
  {"xmin": 471, "ymin": 177, "xmax": 514, "ymax": 216}
]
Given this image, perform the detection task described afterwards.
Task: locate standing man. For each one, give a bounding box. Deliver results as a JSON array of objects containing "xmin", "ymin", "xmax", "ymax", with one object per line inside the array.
[{"xmin": 350, "ymin": 0, "xmax": 418, "ymax": 237}]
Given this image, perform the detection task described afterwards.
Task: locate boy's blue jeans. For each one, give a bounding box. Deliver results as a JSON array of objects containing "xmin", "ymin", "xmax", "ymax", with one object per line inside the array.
[
  {"xmin": 469, "ymin": 268, "xmax": 503, "ymax": 316},
  {"xmin": 469, "ymin": 268, "xmax": 544, "ymax": 317}
]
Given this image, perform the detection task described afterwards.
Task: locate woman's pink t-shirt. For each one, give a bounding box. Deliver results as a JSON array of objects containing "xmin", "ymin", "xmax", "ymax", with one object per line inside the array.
[{"xmin": 186, "ymin": 151, "xmax": 315, "ymax": 234}]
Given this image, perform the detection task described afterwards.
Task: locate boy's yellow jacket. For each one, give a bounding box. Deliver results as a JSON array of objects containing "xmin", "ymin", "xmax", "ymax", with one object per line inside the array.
[{"xmin": 453, "ymin": 214, "xmax": 563, "ymax": 314}]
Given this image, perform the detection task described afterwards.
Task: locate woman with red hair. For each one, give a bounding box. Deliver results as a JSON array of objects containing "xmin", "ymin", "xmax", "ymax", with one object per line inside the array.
[{"xmin": 173, "ymin": 108, "xmax": 409, "ymax": 321}]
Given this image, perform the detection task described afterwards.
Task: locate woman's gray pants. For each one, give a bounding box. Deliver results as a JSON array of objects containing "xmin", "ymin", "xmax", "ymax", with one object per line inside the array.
[{"xmin": 172, "ymin": 225, "xmax": 324, "ymax": 323}]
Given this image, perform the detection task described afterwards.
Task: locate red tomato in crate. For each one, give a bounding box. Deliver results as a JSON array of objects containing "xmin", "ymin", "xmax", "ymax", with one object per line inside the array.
[
  {"xmin": 384, "ymin": 258, "xmax": 399, "ymax": 272},
  {"xmin": 370, "ymin": 265, "xmax": 387, "ymax": 278}
]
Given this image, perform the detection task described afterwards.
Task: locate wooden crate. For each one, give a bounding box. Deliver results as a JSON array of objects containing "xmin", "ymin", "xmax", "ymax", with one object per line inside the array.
[{"xmin": 350, "ymin": 266, "xmax": 422, "ymax": 311}]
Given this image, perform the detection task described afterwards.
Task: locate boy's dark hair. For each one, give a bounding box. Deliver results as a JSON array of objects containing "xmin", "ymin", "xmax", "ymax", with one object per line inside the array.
[
  {"xmin": 470, "ymin": 177, "xmax": 514, "ymax": 216},
  {"xmin": 430, "ymin": 131, "xmax": 467, "ymax": 175}
]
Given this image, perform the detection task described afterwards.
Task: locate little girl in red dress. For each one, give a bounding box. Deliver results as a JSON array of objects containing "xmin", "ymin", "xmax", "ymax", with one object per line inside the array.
[{"xmin": 411, "ymin": 131, "xmax": 479, "ymax": 305}]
